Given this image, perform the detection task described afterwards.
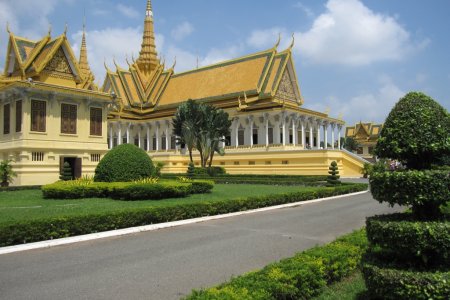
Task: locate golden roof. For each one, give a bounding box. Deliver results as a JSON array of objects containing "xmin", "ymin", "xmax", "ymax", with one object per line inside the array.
[
  {"xmin": 346, "ymin": 122, "xmax": 383, "ymax": 141},
  {"xmin": 1, "ymin": 27, "xmax": 96, "ymax": 91}
]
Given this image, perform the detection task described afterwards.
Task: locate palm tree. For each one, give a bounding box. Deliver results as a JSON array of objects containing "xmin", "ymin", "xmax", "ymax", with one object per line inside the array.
[
  {"xmin": 0, "ymin": 160, "xmax": 17, "ymax": 187},
  {"xmin": 173, "ymin": 100, "xmax": 202, "ymax": 163}
]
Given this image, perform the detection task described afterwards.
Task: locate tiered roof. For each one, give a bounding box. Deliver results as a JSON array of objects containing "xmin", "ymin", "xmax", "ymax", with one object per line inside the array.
[{"xmin": 346, "ymin": 122, "xmax": 383, "ymax": 141}]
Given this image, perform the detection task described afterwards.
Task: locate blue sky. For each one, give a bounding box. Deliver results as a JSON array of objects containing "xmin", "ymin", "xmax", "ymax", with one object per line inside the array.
[{"xmin": 1, "ymin": 0, "xmax": 449, "ymax": 125}]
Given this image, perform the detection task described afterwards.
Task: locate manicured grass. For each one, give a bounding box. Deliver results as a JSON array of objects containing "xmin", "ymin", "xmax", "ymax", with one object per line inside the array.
[
  {"xmin": 0, "ymin": 184, "xmax": 314, "ymax": 225},
  {"xmin": 313, "ymin": 271, "xmax": 367, "ymax": 300}
]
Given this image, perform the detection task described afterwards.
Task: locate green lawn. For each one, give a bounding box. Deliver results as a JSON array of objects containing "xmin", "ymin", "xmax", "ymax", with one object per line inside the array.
[
  {"xmin": 313, "ymin": 272, "xmax": 367, "ymax": 300},
  {"xmin": 0, "ymin": 184, "xmax": 313, "ymax": 225}
]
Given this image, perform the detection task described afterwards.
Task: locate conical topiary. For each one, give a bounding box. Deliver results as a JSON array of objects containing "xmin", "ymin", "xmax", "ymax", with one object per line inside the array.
[
  {"xmin": 187, "ymin": 162, "xmax": 195, "ymax": 179},
  {"xmin": 327, "ymin": 161, "xmax": 340, "ymax": 185},
  {"xmin": 60, "ymin": 162, "xmax": 72, "ymax": 181}
]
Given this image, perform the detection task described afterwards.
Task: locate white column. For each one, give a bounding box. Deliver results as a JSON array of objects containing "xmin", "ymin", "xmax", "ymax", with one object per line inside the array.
[
  {"xmin": 248, "ymin": 116, "xmax": 254, "ymax": 147},
  {"xmin": 282, "ymin": 116, "xmax": 286, "ymax": 146},
  {"xmin": 292, "ymin": 117, "xmax": 297, "ymax": 146},
  {"xmin": 301, "ymin": 119, "xmax": 306, "ymax": 147},
  {"xmin": 221, "ymin": 135, "xmax": 226, "ymax": 148},
  {"xmin": 309, "ymin": 121, "xmax": 313, "ymax": 149},
  {"xmin": 146, "ymin": 124, "xmax": 150, "ymax": 151},
  {"xmin": 126, "ymin": 123, "xmax": 131, "ymax": 144},
  {"xmin": 235, "ymin": 118, "xmax": 239, "ymax": 147},
  {"xmin": 331, "ymin": 123, "xmax": 336, "ymax": 150},
  {"xmin": 338, "ymin": 125, "xmax": 342, "ymax": 149},
  {"xmin": 165, "ymin": 124, "xmax": 169, "ymax": 151},
  {"xmin": 155, "ymin": 122, "xmax": 160, "ymax": 151},
  {"xmin": 265, "ymin": 115, "xmax": 269, "ymax": 147},
  {"xmin": 118, "ymin": 123, "xmax": 122, "ymax": 145},
  {"xmin": 316, "ymin": 121, "xmax": 321, "ymax": 149},
  {"xmin": 109, "ymin": 123, "xmax": 113, "ymax": 149},
  {"xmin": 324, "ymin": 122, "xmax": 328, "ymax": 150},
  {"xmin": 137, "ymin": 126, "xmax": 142, "ymax": 149}
]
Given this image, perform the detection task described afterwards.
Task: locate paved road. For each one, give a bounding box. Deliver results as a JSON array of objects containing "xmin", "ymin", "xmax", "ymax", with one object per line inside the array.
[{"xmin": 0, "ymin": 192, "xmax": 401, "ymax": 300}]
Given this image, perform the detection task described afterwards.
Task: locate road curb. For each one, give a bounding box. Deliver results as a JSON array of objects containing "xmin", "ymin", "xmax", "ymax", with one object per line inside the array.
[{"xmin": 0, "ymin": 190, "xmax": 369, "ymax": 255}]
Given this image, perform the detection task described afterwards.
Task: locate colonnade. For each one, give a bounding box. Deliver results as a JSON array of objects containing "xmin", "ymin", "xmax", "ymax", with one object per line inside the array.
[{"xmin": 107, "ymin": 112, "xmax": 344, "ymax": 152}]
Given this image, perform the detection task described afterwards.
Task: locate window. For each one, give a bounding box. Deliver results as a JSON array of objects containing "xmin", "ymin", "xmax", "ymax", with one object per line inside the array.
[
  {"xmin": 152, "ymin": 136, "xmax": 157, "ymax": 150},
  {"xmin": 268, "ymin": 127, "xmax": 274, "ymax": 144},
  {"xmin": 161, "ymin": 135, "xmax": 166, "ymax": 150},
  {"xmin": 357, "ymin": 147, "xmax": 363, "ymax": 154},
  {"xmin": 171, "ymin": 135, "xmax": 176, "ymax": 150},
  {"xmin": 90, "ymin": 107, "xmax": 102, "ymax": 136},
  {"xmin": 32, "ymin": 152, "xmax": 44, "ymax": 161},
  {"xmin": 249, "ymin": 161, "xmax": 255, "ymax": 165},
  {"xmin": 144, "ymin": 138, "xmax": 148, "ymax": 151},
  {"xmin": 282, "ymin": 160, "xmax": 289, "ymax": 165},
  {"xmin": 238, "ymin": 128, "xmax": 244, "ymax": 145},
  {"xmin": 265, "ymin": 161, "xmax": 272, "ymax": 165},
  {"xmin": 234, "ymin": 161, "xmax": 240, "ymax": 165},
  {"xmin": 61, "ymin": 103, "xmax": 77, "ymax": 134},
  {"xmin": 3, "ymin": 103, "xmax": 10, "ymax": 134},
  {"xmin": 91, "ymin": 154, "xmax": 101, "ymax": 162},
  {"xmin": 15, "ymin": 100, "xmax": 22, "ymax": 132},
  {"xmin": 31, "ymin": 100, "xmax": 46, "ymax": 132},
  {"xmin": 252, "ymin": 128, "xmax": 258, "ymax": 145},
  {"xmin": 134, "ymin": 137, "xmax": 139, "ymax": 147},
  {"xmin": 220, "ymin": 162, "xmax": 225, "ymax": 166}
]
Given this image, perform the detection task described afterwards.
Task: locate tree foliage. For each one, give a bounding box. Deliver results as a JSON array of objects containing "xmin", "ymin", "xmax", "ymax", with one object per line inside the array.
[
  {"xmin": 173, "ymin": 100, "xmax": 231, "ymax": 168},
  {"xmin": 0, "ymin": 160, "xmax": 17, "ymax": 187},
  {"xmin": 60, "ymin": 162, "xmax": 73, "ymax": 181},
  {"xmin": 327, "ymin": 161, "xmax": 341, "ymax": 185},
  {"xmin": 343, "ymin": 137, "xmax": 359, "ymax": 152},
  {"xmin": 375, "ymin": 92, "xmax": 450, "ymax": 170}
]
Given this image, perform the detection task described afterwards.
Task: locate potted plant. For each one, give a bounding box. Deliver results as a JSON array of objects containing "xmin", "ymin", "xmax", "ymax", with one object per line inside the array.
[{"xmin": 0, "ymin": 159, "xmax": 17, "ymax": 187}]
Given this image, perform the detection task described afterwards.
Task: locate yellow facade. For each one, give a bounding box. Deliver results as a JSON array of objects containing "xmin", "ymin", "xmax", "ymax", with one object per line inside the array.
[{"xmin": 0, "ymin": 0, "xmax": 367, "ymax": 185}]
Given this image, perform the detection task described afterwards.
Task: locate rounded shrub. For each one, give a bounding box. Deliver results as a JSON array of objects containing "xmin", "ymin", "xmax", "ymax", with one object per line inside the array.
[
  {"xmin": 375, "ymin": 92, "xmax": 450, "ymax": 170},
  {"xmin": 366, "ymin": 214, "xmax": 450, "ymax": 268},
  {"xmin": 362, "ymin": 261, "xmax": 450, "ymax": 300},
  {"xmin": 370, "ymin": 170, "xmax": 449, "ymax": 219},
  {"xmin": 94, "ymin": 144, "xmax": 154, "ymax": 182}
]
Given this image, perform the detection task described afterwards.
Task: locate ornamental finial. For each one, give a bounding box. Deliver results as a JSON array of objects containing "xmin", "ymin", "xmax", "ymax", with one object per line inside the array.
[
  {"xmin": 289, "ymin": 33, "xmax": 295, "ymax": 50},
  {"xmin": 146, "ymin": 0, "xmax": 153, "ymax": 17}
]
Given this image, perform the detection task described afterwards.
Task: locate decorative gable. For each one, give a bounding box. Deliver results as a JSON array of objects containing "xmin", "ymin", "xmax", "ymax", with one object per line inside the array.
[
  {"xmin": 276, "ymin": 69, "xmax": 297, "ymax": 102},
  {"xmin": 43, "ymin": 47, "xmax": 75, "ymax": 79}
]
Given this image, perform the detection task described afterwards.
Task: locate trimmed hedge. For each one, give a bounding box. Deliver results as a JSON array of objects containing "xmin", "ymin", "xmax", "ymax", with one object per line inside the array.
[
  {"xmin": 362, "ymin": 261, "xmax": 450, "ymax": 300},
  {"xmin": 94, "ymin": 144, "xmax": 154, "ymax": 182},
  {"xmin": 42, "ymin": 180, "xmax": 214, "ymax": 200},
  {"xmin": 185, "ymin": 230, "xmax": 368, "ymax": 300},
  {"xmin": 370, "ymin": 170, "xmax": 450, "ymax": 219},
  {"xmin": 366, "ymin": 214, "xmax": 450, "ymax": 268},
  {"xmin": 0, "ymin": 183, "xmax": 367, "ymax": 247}
]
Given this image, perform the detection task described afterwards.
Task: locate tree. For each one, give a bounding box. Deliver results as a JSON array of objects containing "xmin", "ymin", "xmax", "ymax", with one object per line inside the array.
[
  {"xmin": 173, "ymin": 100, "xmax": 202, "ymax": 163},
  {"xmin": 186, "ymin": 162, "xmax": 195, "ymax": 179},
  {"xmin": 327, "ymin": 161, "xmax": 341, "ymax": 185},
  {"xmin": 173, "ymin": 100, "xmax": 231, "ymax": 168},
  {"xmin": 375, "ymin": 92, "xmax": 450, "ymax": 170},
  {"xmin": 343, "ymin": 137, "xmax": 359, "ymax": 152},
  {"xmin": 60, "ymin": 162, "xmax": 73, "ymax": 181},
  {"xmin": 0, "ymin": 160, "xmax": 17, "ymax": 187}
]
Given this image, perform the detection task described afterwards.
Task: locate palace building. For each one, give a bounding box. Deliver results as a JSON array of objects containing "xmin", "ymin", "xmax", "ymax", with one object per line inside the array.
[
  {"xmin": 345, "ymin": 122, "xmax": 383, "ymax": 161},
  {"xmin": 0, "ymin": 0, "xmax": 367, "ymax": 185}
]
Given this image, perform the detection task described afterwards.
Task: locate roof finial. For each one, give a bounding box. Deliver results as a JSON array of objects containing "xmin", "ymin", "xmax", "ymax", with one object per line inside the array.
[
  {"xmin": 146, "ymin": 0, "xmax": 153, "ymax": 17},
  {"xmin": 289, "ymin": 33, "xmax": 295, "ymax": 50},
  {"xmin": 48, "ymin": 23, "xmax": 52, "ymax": 36},
  {"xmin": 6, "ymin": 22, "xmax": 10, "ymax": 34},
  {"xmin": 83, "ymin": 9, "xmax": 86, "ymax": 32},
  {"xmin": 64, "ymin": 22, "xmax": 68, "ymax": 35},
  {"xmin": 171, "ymin": 56, "xmax": 177, "ymax": 70},
  {"xmin": 274, "ymin": 33, "xmax": 281, "ymax": 49},
  {"xmin": 79, "ymin": 15, "xmax": 94, "ymax": 81}
]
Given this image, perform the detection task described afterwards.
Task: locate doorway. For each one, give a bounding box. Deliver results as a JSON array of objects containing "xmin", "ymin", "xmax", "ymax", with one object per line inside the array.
[{"xmin": 60, "ymin": 157, "xmax": 82, "ymax": 179}]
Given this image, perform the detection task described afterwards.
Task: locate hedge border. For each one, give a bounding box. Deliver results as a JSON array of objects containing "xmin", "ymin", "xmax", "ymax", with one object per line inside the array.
[
  {"xmin": 0, "ymin": 183, "xmax": 368, "ymax": 247},
  {"xmin": 362, "ymin": 261, "xmax": 450, "ymax": 300},
  {"xmin": 366, "ymin": 214, "xmax": 450, "ymax": 267},
  {"xmin": 184, "ymin": 229, "xmax": 369, "ymax": 300}
]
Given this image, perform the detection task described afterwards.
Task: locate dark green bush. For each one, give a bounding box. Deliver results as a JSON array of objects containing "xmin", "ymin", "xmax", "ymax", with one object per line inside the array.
[
  {"xmin": 42, "ymin": 180, "xmax": 214, "ymax": 200},
  {"xmin": 94, "ymin": 144, "xmax": 154, "ymax": 182},
  {"xmin": 1, "ymin": 184, "xmax": 367, "ymax": 246},
  {"xmin": 362, "ymin": 261, "xmax": 450, "ymax": 300},
  {"xmin": 186, "ymin": 162, "xmax": 195, "ymax": 179},
  {"xmin": 207, "ymin": 166, "xmax": 226, "ymax": 177},
  {"xmin": 370, "ymin": 170, "xmax": 450, "ymax": 219},
  {"xmin": 366, "ymin": 214, "xmax": 450, "ymax": 268},
  {"xmin": 327, "ymin": 161, "xmax": 341, "ymax": 185},
  {"xmin": 60, "ymin": 162, "xmax": 72, "ymax": 181},
  {"xmin": 185, "ymin": 229, "xmax": 368, "ymax": 300},
  {"xmin": 375, "ymin": 92, "xmax": 450, "ymax": 170}
]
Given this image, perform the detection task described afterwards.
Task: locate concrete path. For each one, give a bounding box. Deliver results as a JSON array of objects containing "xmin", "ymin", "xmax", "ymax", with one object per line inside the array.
[{"xmin": 0, "ymin": 192, "xmax": 400, "ymax": 300}]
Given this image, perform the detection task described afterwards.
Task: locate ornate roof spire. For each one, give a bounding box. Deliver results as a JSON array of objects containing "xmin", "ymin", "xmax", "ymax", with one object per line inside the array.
[
  {"xmin": 79, "ymin": 15, "xmax": 94, "ymax": 81},
  {"xmin": 136, "ymin": 0, "xmax": 159, "ymax": 76}
]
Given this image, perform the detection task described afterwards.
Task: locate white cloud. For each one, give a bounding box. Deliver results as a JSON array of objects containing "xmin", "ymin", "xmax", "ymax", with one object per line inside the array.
[
  {"xmin": 248, "ymin": 27, "xmax": 289, "ymax": 49},
  {"xmin": 171, "ymin": 22, "xmax": 194, "ymax": 41},
  {"xmin": 293, "ymin": 2, "xmax": 314, "ymax": 18},
  {"xmin": 306, "ymin": 76, "xmax": 404, "ymax": 124},
  {"xmin": 116, "ymin": 4, "xmax": 139, "ymax": 19},
  {"xmin": 248, "ymin": 0, "xmax": 427, "ymax": 66}
]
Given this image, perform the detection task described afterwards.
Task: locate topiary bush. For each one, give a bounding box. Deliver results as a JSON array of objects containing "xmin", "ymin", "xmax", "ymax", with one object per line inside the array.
[
  {"xmin": 375, "ymin": 92, "xmax": 450, "ymax": 170},
  {"xmin": 59, "ymin": 162, "xmax": 72, "ymax": 181},
  {"xmin": 327, "ymin": 161, "xmax": 341, "ymax": 185},
  {"xmin": 94, "ymin": 144, "xmax": 154, "ymax": 182},
  {"xmin": 370, "ymin": 170, "xmax": 450, "ymax": 219}
]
